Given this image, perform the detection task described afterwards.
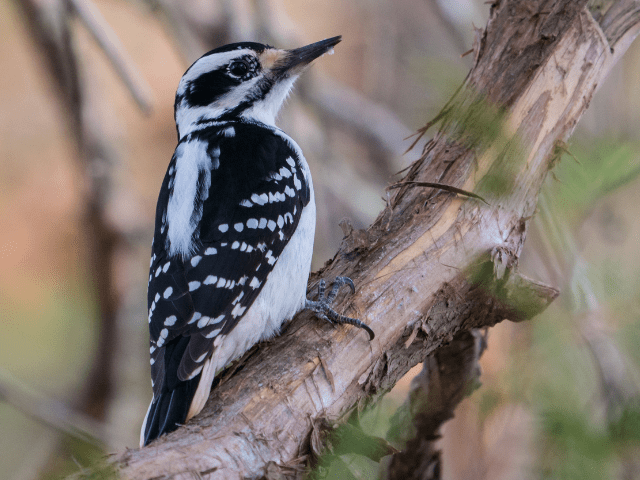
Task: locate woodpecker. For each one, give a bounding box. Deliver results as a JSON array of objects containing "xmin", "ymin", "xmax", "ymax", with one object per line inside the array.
[{"xmin": 141, "ymin": 36, "xmax": 374, "ymax": 446}]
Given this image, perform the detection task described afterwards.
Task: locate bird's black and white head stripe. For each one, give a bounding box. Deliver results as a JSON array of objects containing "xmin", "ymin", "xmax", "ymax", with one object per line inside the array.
[
  {"xmin": 173, "ymin": 37, "xmax": 341, "ymax": 138},
  {"xmin": 142, "ymin": 36, "xmax": 341, "ymax": 447}
]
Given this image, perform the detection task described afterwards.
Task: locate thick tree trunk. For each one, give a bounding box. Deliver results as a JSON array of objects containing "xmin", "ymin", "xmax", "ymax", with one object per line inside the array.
[{"xmin": 116, "ymin": 1, "xmax": 640, "ymax": 478}]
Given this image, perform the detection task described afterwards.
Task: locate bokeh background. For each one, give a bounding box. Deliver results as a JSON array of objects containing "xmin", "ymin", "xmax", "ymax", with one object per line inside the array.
[{"xmin": 1, "ymin": 1, "xmax": 639, "ymax": 479}]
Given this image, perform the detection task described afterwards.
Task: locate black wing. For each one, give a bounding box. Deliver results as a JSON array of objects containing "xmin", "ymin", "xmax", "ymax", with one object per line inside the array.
[{"xmin": 146, "ymin": 121, "xmax": 310, "ymax": 399}]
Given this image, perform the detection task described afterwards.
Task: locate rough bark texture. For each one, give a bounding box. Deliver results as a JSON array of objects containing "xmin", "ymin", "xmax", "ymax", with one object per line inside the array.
[{"xmin": 116, "ymin": 1, "xmax": 640, "ymax": 478}]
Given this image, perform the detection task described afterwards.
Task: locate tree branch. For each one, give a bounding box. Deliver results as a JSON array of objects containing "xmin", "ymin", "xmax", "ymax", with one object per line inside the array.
[
  {"xmin": 14, "ymin": 0, "xmax": 143, "ymax": 426},
  {"xmin": 115, "ymin": 1, "xmax": 640, "ymax": 478},
  {"xmin": 385, "ymin": 329, "xmax": 486, "ymax": 480},
  {"xmin": 68, "ymin": 0, "xmax": 154, "ymax": 114}
]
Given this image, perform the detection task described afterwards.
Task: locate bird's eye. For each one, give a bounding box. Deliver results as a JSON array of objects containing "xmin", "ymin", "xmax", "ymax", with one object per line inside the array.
[{"xmin": 229, "ymin": 61, "xmax": 250, "ymax": 78}]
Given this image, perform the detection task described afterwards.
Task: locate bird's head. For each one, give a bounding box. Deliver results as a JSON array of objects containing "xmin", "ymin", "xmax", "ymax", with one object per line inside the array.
[{"xmin": 174, "ymin": 36, "xmax": 341, "ymax": 139}]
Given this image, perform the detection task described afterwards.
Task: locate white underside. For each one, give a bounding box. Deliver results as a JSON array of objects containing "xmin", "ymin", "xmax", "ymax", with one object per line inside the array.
[{"xmin": 186, "ymin": 187, "xmax": 315, "ymax": 421}]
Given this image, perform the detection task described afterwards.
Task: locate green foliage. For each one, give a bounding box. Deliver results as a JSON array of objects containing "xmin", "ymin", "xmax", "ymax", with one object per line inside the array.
[
  {"xmin": 308, "ymin": 397, "xmax": 401, "ymax": 479},
  {"xmin": 538, "ymin": 407, "xmax": 613, "ymax": 480},
  {"xmin": 313, "ymin": 455, "xmax": 379, "ymax": 480},
  {"xmin": 477, "ymin": 387, "xmax": 503, "ymax": 421},
  {"xmin": 43, "ymin": 437, "xmax": 116, "ymax": 480},
  {"xmin": 513, "ymin": 134, "xmax": 640, "ymax": 478},
  {"xmin": 444, "ymin": 93, "xmax": 508, "ymax": 150},
  {"xmin": 535, "ymin": 394, "xmax": 640, "ymax": 479},
  {"xmin": 547, "ymin": 137, "xmax": 640, "ymax": 226},
  {"xmin": 609, "ymin": 403, "xmax": 640, "ymax": 443},
  {"xmin": 501, "ymin": 300, "xmax": 640, "ymax": 479},
  {"xmin": 0, "ymin": 277, "xmax": 98, "ymax": 480}
]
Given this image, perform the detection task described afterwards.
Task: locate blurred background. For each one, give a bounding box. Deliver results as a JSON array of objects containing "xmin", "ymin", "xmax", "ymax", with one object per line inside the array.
[{"xmin": 1, "ymin": 1, "xmax": 639, "ymax": 479}]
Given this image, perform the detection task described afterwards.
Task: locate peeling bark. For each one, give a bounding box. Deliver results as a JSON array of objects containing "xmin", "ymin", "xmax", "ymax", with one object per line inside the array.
[{"xmin": 116, "ymin": 1, "xmax": 640, "ymax": 478}]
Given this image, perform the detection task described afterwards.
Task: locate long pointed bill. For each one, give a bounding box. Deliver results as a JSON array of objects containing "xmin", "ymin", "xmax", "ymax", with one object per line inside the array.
[{"xmin": 272, "ymin": 36, "xmax": 342, "ymax": 77}]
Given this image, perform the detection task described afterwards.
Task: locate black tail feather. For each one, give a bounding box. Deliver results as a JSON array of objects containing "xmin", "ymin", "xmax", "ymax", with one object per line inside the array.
[{"xmin": 142, "ymin": 374, "xmax": 200, "ymax": 446}]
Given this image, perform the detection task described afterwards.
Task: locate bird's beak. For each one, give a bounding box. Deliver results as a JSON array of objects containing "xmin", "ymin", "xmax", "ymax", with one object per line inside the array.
[{"xmin": 268, "ymin": 36, "xmax": 342, "ymax": 78}]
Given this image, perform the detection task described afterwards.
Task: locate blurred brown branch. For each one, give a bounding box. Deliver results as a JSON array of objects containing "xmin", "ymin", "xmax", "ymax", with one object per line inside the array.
[
  {"xmin": 0, "ymin": 368, "xmax": 107, "ymax": 445},
  {"xmin": 303, "ymin": 76, "xmax": 414, "ymax": 161},
  {"xmin": 68, "ymin": 0, "xmax": 154, "ymax": 113},
  {"xmin": 11, "ymin": 0, "xmax": 153, "ymax": 474},
  {"xmin": 15, "ymin": 0, "xmax": 118, "ymax": 423},
  {"xmin": 114, "ymin": 1, "xmax": 640, "ymax": 479}
]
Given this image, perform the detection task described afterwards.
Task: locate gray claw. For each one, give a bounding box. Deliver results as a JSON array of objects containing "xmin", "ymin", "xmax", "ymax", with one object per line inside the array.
[
  {"xmin": 338, "ymin": 276, "xmax": 356, "ymax": 294},
  {"xmin": 305, "ymin": 276, "xmax": 374, "ymax": 341}
]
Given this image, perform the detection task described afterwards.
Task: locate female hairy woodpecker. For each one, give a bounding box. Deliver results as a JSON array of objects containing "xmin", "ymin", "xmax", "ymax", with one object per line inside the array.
[{"xmin": 141, "ymin": 36, "xmax": 374, "ymax": 446}]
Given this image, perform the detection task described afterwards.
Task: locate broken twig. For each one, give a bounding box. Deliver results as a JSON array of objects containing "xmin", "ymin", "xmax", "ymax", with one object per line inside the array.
[{"xmin": 387, "ymin": 181, "xmax": 489, "ymax": 205}]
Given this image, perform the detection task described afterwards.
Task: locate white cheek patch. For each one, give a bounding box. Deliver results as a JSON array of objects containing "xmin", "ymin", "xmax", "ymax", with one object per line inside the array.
[
  {"xmin": 175, "ymin": 105, "xmax": 210, "ymax": 139},
  {"xmin": 240, "ymin": 75, "xmax": 299, "ymax": 127},
  {"xmin": 176, "ymin": 75, "xmax": 262, "ymax": 137}
]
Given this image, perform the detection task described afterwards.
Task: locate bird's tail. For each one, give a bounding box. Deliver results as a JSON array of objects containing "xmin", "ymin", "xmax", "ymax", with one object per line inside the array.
[{"xmin": 140, "ymin": 375, "xmax": 200, "ymax": 447}]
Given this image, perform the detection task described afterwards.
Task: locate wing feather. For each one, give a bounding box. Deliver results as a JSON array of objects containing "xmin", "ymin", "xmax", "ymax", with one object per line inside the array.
[{"xmin": 147, "ymin": 121, "xmax": 309, "ymax": 398}]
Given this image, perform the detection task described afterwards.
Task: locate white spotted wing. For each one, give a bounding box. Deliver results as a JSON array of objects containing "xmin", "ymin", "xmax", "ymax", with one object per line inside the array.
[{"xmin": 147, "ymin": 121, "xmax": 310, "ymax": 396}]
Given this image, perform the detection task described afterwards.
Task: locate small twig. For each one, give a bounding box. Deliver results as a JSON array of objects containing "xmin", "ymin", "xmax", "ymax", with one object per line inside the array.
[
  {"xmin": 461, "ymin": 48, "xmax": 474, "ymax": 58},
  {"xmin": 404, "ymin": 106, "xmax": 451, "ymax": 154},
  {"xmin": 318, "ymin": 354, "xmax": 335, "ymax": 393},
  {"xmin": 404, "ymin": 67, "xmax": 474, "ymax": 155},
  {"xmin": 387, "ymin": 181, "xmax": 489, "ymax": 204},
  {"xmin": 68, "ymin": 0, "xmax": 154, "ymax": 114},
  {"xmin": 554, "ymin": 140, "xmax": 580, "ymax": 164},
  {"xmin": 0, "ymin": 368, "xmax": 107, "ymax": 446}
]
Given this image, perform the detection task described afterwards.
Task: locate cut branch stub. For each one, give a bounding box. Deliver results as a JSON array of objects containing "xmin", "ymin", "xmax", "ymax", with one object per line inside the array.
[{"xmin": 117, "ymin": 1, "xmax": 640, "ymax": 478}]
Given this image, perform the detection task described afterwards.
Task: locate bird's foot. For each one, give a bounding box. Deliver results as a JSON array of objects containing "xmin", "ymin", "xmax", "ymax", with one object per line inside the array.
[{"xmin": 305, "ymin": 276, "xmax": 374, "ymax": 340}]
